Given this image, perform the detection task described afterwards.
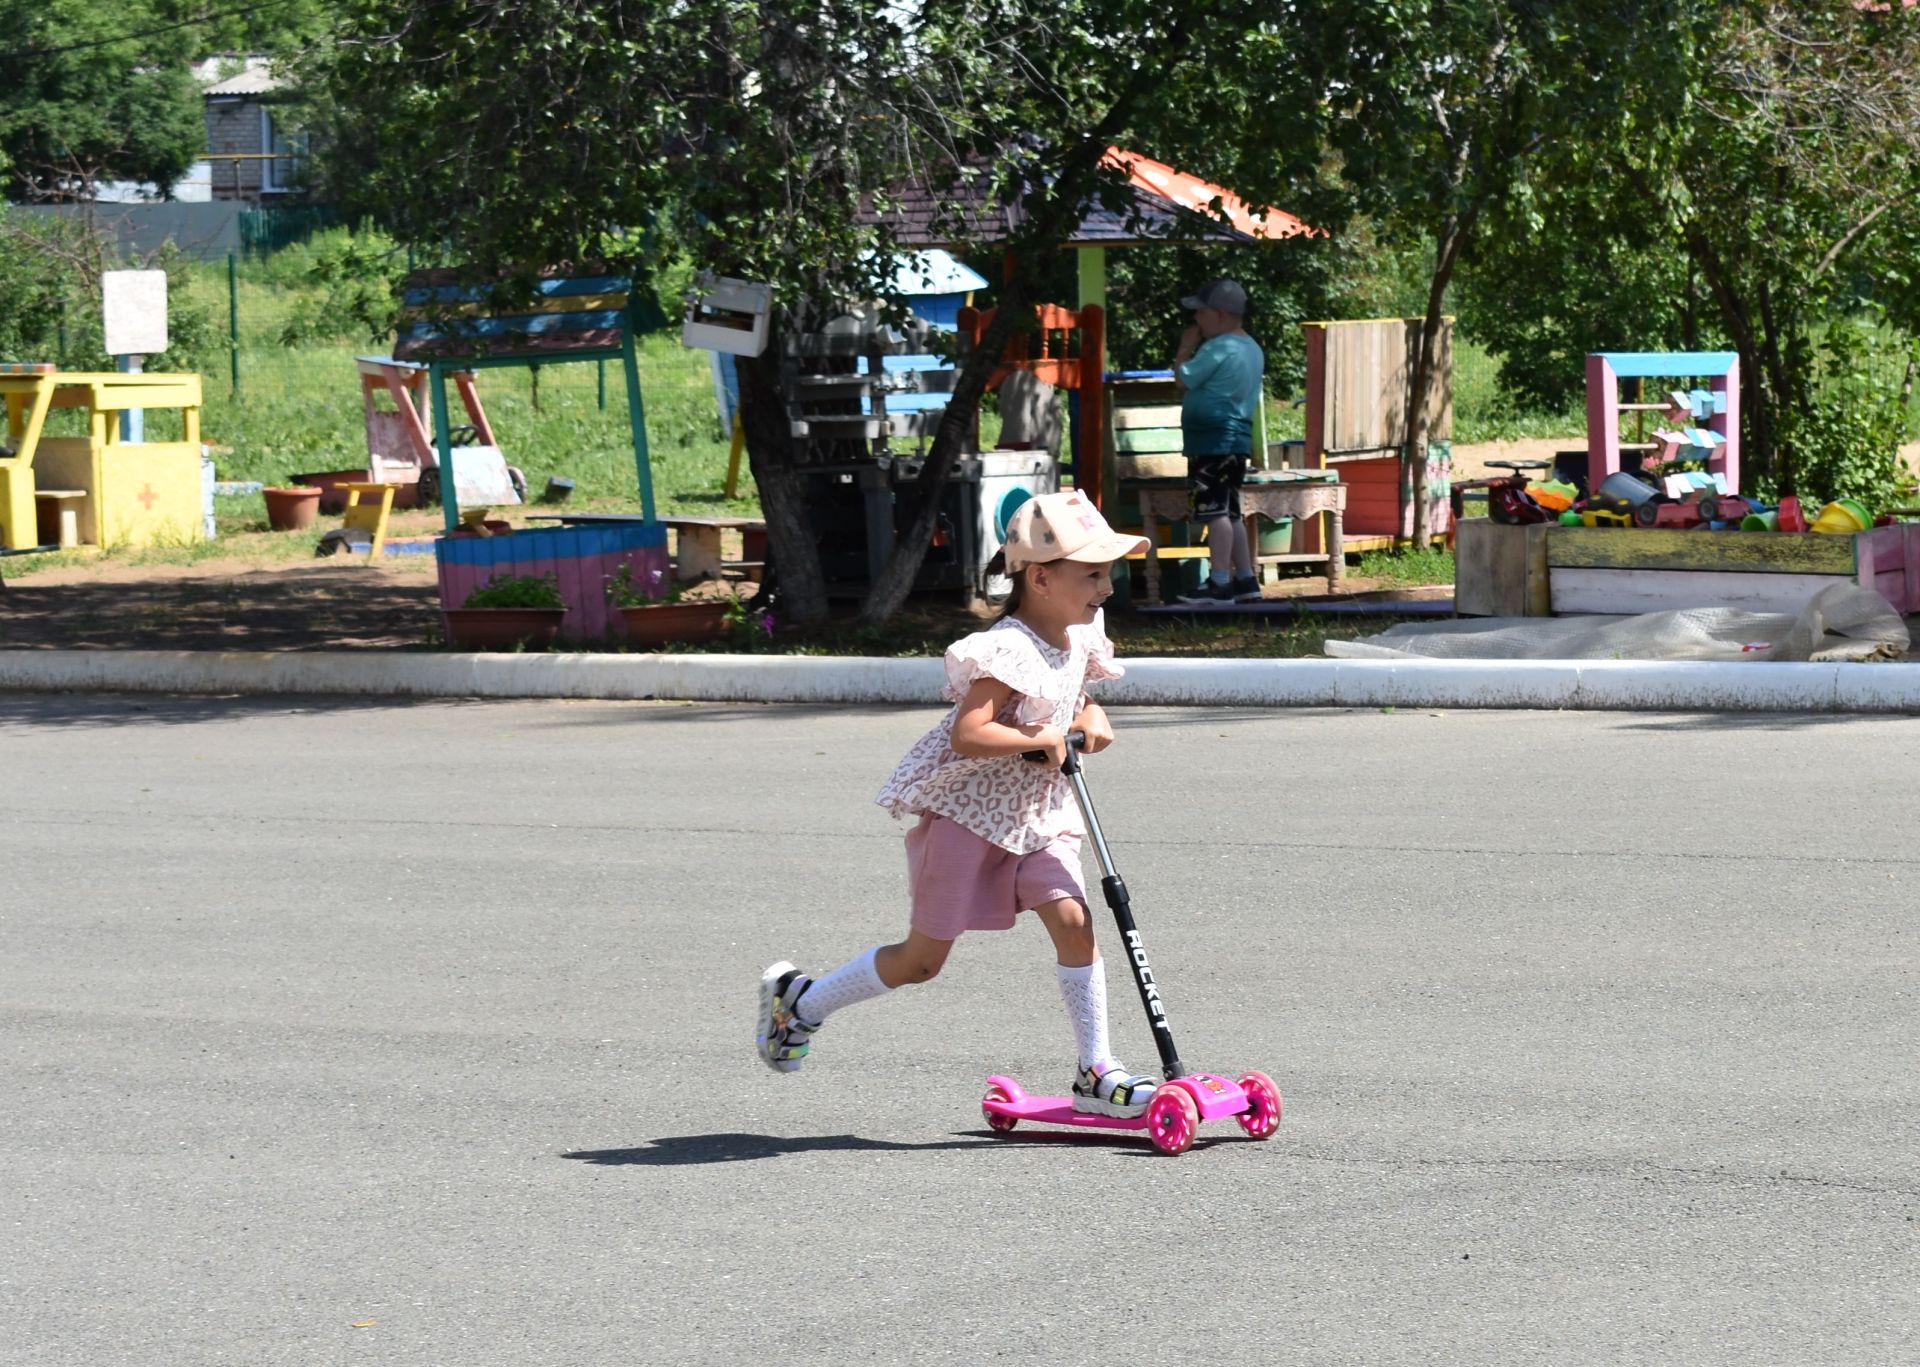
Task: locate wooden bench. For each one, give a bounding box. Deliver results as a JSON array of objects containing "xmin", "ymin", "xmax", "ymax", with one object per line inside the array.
[
  {"xmin": 661, "ymin": 515, "xmax": 768, "ymax": 582},
  {"xmin": 34, "ymin": 489, "xmax": 86, "ymax": 550}
]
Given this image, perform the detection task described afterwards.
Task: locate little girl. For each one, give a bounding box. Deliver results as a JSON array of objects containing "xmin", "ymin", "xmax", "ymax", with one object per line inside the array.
[{"xmin": 754, "ymin": 491, "xmax": 1162, "ymax": 1118}]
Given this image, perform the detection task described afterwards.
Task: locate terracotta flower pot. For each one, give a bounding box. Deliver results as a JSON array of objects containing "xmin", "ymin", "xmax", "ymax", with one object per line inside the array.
[
  {"xmin": 618, "ymin": 600, "xmax": 731, "ymax": 647},
  {"xmin": 263, "ymin": 485, "xmax": 324, "ymax": 532},
  {"xmin": 442, "ymin": 607, "xmax": 567, "ymax": 651}
]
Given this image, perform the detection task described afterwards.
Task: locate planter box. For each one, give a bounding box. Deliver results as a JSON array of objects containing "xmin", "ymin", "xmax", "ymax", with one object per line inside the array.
[
  {"xmin": 436, "ymin": 521, "xmax": 669, "ymax": 642},
  {"xmin": 443, "ymin": 607, "xmax": 565, "ymax": 651},
  {"xmin": 617, "ymin": 601, "xmax": 732, "ymax": 648},
  {"xmin": 1457, "ymin": 521, "xmax": 1920, "ymax": 617}
]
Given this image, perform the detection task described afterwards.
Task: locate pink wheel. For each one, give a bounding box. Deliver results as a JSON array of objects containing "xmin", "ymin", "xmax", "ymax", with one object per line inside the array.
[
  {"xmin": 1146, "ymin": 1085, "xmax": 1199, "ymax": 1155},
  {"xmin": 1235, "ymin": 1070, "xmax": 1283, "ymax": 1140},
  {"xmin": 982, "ymin": 1082, "xmax": 1020, "ymax": 1133}
]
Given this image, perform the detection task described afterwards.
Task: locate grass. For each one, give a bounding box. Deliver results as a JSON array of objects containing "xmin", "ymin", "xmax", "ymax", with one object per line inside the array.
[
  {"xmin": 1355, "ymin": 545, "xmax": 1453, "ymax": 587},
  {"xmin": 174, "ymin": 265, "xmax": 750, "ymax": 515}
]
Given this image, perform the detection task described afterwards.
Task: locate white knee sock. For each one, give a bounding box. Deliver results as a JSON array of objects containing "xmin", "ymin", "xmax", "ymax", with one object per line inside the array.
[
  {"xmin": 1056, "ymin": 959, "xmax": 1118, "ymax": 1073},
  {"xmin": 794, "ymin": 947, "xmax": 891, "ymax": 1027}
]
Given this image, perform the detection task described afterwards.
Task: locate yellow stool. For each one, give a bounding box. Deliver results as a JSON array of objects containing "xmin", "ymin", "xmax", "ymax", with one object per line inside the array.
[{"xmin": 334, "ymin": 479, "xmax": 397, "ymax": 556}]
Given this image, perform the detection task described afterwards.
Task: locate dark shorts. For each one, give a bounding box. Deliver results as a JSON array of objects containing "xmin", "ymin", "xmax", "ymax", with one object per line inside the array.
[{"xmin": 1188, "ymin": 453, "xmax": 1249, "ymax": 522}]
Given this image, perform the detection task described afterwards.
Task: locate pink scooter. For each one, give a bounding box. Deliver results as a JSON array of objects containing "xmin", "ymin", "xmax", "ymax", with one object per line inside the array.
[{"xmin": 981, "ymin": 733, "xmax": 1283, "ymax": 1155}]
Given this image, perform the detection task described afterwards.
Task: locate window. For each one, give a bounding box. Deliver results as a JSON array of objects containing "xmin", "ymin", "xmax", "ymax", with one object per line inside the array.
[{"xmin": 259, "ymin": 107, "xmax": 308, "ymax": 194}]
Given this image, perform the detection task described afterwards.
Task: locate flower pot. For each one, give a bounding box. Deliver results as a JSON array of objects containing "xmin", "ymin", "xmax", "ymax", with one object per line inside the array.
[
  {"xmin": 263, "ymin": 485, "xmax": 324, "ymax": 532},
  {"xmin": 618, "ymin": 600, "xmax": 731, "ymax": 647},
  {"xmin": 442, "ymin": 607, "xmax": 567, "ymax": 651}
]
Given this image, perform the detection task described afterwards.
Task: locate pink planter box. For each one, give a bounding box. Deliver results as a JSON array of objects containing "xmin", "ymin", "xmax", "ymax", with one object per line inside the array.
[{"xmin": 435, "ymin": 522, "xmax": 669, "ymax": 643}]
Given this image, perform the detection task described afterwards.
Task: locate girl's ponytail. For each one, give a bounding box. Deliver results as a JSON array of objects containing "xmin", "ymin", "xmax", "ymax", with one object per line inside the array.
[{"xmin": 988, "ymin": 550, "xmax": 1028, "ymax": 621}]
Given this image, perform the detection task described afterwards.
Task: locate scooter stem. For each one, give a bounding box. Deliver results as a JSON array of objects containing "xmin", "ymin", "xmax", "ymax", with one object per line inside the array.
[{"xmin": 1059, "ymin": 746, "xmax": 1189, "ymax": 1082}]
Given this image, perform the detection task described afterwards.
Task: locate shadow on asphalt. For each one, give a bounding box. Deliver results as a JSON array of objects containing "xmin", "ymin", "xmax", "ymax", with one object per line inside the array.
[
  {"xmin": 563, "ymin": 1128, "xmax": 1188, "ymax": 1165},
  {"xmin": 1616, "ymin": 710, "xmax": 1913, "ymax": 732}
]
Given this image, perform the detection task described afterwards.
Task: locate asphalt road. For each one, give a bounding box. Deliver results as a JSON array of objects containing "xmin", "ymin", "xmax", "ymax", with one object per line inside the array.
[{"xmin": 3, "ymin": 694, "xmax": 1916, "ymax": 1367}]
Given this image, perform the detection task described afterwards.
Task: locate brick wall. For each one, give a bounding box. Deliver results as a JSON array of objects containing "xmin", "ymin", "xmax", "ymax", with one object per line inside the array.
[{"xmin": 203, "ymin": 99, "xmax": 264, "ymax": 201}]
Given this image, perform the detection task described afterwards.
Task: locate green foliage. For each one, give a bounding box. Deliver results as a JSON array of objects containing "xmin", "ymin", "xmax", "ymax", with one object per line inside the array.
[
  {"xmin": 276, "ymin": 227, "xmax": 406, "ymax": 345},
  {"xmin": 1775, "ymin": 321, "xmax": 1914, "ymax": 512},
  {"xmin": 0, "ymin": 208, "xmax": 68, "ymax": 358},
  {"xmin": 605, "ymin": 562, "xmax": 685, "ymax": 607},
  {"xmin": 1457, "ymin": 182, "xmax": 1709, "ymax": 412},
  {"xmin": 1609, "ymin": 2, "xmax": 1920, "ymax": 488},
  {"xmin": 462, "ymin": 574, "xmax": 563, "ymax": 610},
  {"xmin": 0, "ymin": 0, "xmax": 204, "ymax": 198},
  {"xmin": 0, "ymin": 209, "xmax": 220, "ymax": 376}
]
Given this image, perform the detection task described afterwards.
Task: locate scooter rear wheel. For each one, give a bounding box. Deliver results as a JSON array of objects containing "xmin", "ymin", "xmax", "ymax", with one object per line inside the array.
[
  {"xmin": 982, "ymin": 1082, "xmax": 1021, "ymax": 1133},
  {"xmin": 1235, "ymin": 1070, "xmax": 1284, "ymax": 1139},
  {"xmin": 1146, "ymin": 1086, "xmax": 1198, "ymax": 1155}
]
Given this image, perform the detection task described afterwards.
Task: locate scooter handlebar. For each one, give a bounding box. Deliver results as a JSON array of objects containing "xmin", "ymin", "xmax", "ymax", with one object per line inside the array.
[{"xmin": 1020, "ymin": 729, "xmax": 1087, "ymax": 769}]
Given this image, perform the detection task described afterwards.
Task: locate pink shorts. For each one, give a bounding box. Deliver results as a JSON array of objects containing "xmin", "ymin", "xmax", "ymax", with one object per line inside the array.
[{"xmin": 904, "ymin": 812, "xmax": 1087, "ymax": 940}]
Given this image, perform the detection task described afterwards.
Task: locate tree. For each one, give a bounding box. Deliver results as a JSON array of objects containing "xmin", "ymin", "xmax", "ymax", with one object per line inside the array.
[
  {"xmin": 0, "ymin": 0, "xmax": 206, "ymax": 200},
  {"xmin": 1614, "ymin": 0, "xmax": 1920, "ymax": 497},
  {"xmin": 309, "ymin": 0, "xmax": 1280, "ymax": 626},
  {"xmin": 1215, "ymin": 2, "xmax": 1695, "ymax": 547}
]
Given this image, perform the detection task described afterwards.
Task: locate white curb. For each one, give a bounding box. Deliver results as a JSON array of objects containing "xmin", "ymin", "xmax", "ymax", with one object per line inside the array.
[{"xmin": 1, "ymin": 649, "xmax": 1917, "ymax": 713}]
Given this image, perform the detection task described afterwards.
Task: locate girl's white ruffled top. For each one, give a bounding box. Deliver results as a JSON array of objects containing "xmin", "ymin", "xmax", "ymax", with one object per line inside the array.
[{"xmin": 875, "ymin": 613, "xmax": 1123, "ymax": 853}]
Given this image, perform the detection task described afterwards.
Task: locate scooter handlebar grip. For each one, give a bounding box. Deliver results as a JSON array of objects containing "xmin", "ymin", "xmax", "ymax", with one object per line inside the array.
[{"xmin": 1020, "ymin": 729, "xmax": 1087, "ymax": 764}]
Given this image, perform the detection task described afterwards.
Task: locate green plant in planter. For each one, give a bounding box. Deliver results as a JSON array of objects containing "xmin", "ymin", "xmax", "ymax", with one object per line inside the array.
[
  {"xmin": 605, "ymin": 561, "xmax": 687, "ymax": 607},
  {"xmin": 462, "ymin": 573, "xmax": 564, "ymax": 610}
]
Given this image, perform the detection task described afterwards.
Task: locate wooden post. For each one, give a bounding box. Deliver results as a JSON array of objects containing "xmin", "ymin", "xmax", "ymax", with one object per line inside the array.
[
  {"xmin": 430, "ymin": 363, "xmax": 458, "ymax": 533},
  {"xmin": 621, "ymin": 333, "xmax": 657, "ymax": 523}
]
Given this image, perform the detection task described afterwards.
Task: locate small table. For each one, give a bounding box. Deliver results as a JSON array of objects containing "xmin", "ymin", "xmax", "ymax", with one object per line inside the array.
[
  {"xmin": 1134, "ymin": 478, "xmax": 1347, "ymax": 604},
  {"xmin": 525, "ymin": 513, "xmax": 768, "ymax": 582}
]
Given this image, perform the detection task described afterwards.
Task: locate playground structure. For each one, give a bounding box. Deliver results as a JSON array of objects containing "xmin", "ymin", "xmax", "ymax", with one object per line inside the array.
[
  {"xmin": 1584, "ymin": 351, "xmax": 1739, "ymax": 496},
  {"xmin": 396, "ymin": 266, "xmax": 669, "ymax": 642},
  {"xmin": 1295, "ymin": 317, "xmax": 1454, "ymax": 553},
  {"xmin": 330, "ymin": 356, "xmax": 525, "ymax": 512},
  {"xmin": 0, "ymin": 365, "xmax": 206, "ymax": 553}
]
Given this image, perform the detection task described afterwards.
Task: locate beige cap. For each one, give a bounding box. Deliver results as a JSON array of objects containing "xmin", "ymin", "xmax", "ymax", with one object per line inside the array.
[{"xmin": 1002, "ymin": 491, "xmax": 1148, "ymax": 571}]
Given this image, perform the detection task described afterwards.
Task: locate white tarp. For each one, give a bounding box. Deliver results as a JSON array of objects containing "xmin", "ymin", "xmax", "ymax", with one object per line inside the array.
[{"xmin": 1325, "ymin": 583, "xmax": 1909, "ymax": 663}]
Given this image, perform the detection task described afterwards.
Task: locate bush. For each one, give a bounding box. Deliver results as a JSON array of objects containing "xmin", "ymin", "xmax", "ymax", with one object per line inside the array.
[
  {"xmin": 462, "ymin": 574, "xmax": 563, "ymax": 609},
  {"xmin": 1780, "ymin": 321, "xmax": 1915, "ymax": 513}
]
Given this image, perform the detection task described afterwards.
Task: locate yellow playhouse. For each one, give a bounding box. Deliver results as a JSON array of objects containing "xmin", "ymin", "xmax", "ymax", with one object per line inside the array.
[{"xmin": 0, "ymin": 365, "xmax": 205, "ymax": 552}]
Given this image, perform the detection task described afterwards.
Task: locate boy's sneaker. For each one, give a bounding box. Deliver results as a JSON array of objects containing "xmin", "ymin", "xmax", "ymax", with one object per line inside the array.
[
  {"xmin": 1071, "ymin": 1064, "xmax": 1159, "ymax": 1118},
  {"xmin": 1177, "ymin": 578, "xmax": 1240, "ymax": 604},
  {"xmin": 1229, "ymin": 573, "xmax": 1263, "ymax": 601},
  {"xmin": 756, "ymin": 961, "xmax": 818, "ymax": 1073}
]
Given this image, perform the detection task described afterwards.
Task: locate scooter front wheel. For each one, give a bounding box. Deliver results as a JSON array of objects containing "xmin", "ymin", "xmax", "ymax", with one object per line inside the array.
[
  {"xmin": 1146, "ymin": 1086, "xmax": 1198, "ymax": 1155},
  {"xmin": 982, "ymin": 1081, "xmax": 1021, "ymax": 1133},
  {"xmin": 1235, "ymin": 1070, "xmax": 1283, "ymax": 1140}
]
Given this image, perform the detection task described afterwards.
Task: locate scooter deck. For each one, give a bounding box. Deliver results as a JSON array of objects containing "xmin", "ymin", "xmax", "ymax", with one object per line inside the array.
[{"xmin": 982, "ymin": 1073, "xmax": 1250, "ymax": 1130}]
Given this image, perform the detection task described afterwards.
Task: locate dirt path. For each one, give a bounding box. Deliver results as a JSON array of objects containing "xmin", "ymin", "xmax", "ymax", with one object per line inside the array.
[{"xmin": 0, "ymin": 559, "xmax": 443, "ymax": 651}]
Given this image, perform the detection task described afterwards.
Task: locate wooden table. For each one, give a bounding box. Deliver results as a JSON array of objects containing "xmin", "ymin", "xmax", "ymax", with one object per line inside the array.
[
  {"xmin": 1135, "ymin": 478, "xmax": 1346, "ymax": 604},
  {"xmin": 526, "ymin": 513, "xmax": 767, "ymax": 582}
]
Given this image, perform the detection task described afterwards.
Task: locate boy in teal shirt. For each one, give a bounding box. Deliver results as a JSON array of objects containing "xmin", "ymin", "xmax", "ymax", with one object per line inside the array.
[{"xmin": 1171, "ymin": 278, "xmax": 1265, "ymax": 601}]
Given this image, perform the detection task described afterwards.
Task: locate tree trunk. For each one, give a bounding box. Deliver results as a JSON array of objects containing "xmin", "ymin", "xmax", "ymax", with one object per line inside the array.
[
  {"xmin": 859, "ymin": 274, "xmax": 1030, "ymax": 624},
  {"xmin": 737, "ymin": 343, "xmax": 832, "ymax": 628},
  {"xmin": 1407, "ymin": 219, "xmax": 1468, "ymax": 551}
]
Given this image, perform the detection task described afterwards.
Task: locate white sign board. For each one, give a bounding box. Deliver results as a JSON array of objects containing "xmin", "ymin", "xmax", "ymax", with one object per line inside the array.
[{"xmin": 102, "ymin": 270, "xmax": 169, "ymax": 356}]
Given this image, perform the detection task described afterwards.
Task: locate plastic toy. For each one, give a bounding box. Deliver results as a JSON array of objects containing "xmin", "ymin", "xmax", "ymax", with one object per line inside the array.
[{"xmin": 981, "ymin": 733, "xmax": 1283, "ymax": 1156}]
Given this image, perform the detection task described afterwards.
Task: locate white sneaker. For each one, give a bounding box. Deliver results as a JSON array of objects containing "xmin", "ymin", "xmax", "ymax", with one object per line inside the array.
[
  {"xmin": 1070, "ymin": 1064, "xmax": 1158, "ymax": 1118},
  {"xmin": 755, "ymin": 961, "xmax": 817, "ymax": 1073}
]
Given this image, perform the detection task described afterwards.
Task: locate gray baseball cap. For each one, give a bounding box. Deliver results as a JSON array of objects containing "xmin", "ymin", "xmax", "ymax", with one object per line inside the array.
[{"xmin": 1179, "ymin": 278, "xmax": 1248, "ymax": 314}]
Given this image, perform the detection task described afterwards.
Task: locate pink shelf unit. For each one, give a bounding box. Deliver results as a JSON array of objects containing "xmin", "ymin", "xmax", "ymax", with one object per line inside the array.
[{"xmin": 1586, "ymin": 351, "xmax": 1739, "ymax": 495}]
